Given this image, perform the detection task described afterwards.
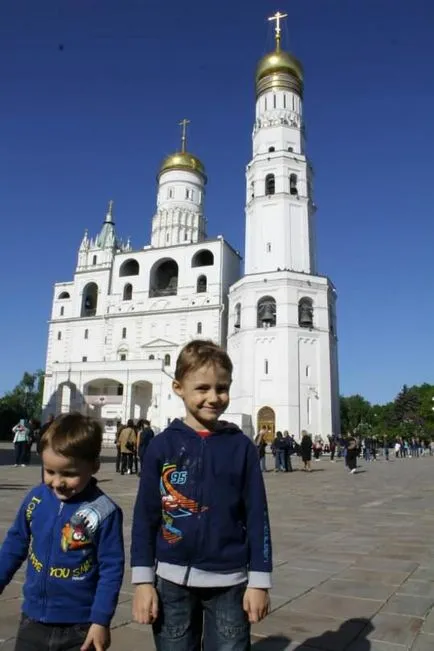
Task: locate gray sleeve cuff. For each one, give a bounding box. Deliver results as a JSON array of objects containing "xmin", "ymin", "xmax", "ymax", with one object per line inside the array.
[
  {"xmin": 131, "ymin": 566, "xmax": 155, "ymax": 584},
  {"xmin": 247, "ymin": 571, "xmax": 272, "ymax": 589}
]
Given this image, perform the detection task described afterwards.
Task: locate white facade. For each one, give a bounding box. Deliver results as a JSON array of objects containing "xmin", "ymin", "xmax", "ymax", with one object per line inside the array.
[
  {"xmin": 43, "ymin": 170, "xmax": 240, "ymax": 441},
  {"xmin": 42, "ymin": 24, "xmax": 339, "ymax": 442}
]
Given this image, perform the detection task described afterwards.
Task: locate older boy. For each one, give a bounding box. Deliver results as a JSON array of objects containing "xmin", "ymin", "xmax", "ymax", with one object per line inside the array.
[
  {"xmin": 132, "ymin": 340, "xmax": 272, "ymax": 651},
  {"xmin": 0, "ymin": 413, "xmax": 124, "ymax": 651}
]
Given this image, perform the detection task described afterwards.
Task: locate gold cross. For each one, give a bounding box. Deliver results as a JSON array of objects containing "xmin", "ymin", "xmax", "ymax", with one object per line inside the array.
[
  {"xmin": 179, "ymin": 118, "xmax": 190, "ymax": 153},
  {"xmin": 268, "ymin": 11, "xmax": 288, "ymax": 49}
]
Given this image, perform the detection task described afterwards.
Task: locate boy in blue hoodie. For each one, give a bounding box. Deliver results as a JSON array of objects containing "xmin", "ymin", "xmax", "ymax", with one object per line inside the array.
[
  {"xmin": 0, "ymin": 413, "xmax": 124, "ymax": 651},
  {"xmin": 131, "ymin": 340, "xmax": 272, "ymax": 650}
]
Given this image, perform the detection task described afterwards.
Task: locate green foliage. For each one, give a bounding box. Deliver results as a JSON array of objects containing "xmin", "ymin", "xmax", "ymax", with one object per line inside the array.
[
  {"xmin": 340, "ymin": 383, "xmax": 434, "ymax": 440},
  {"xmin": 0, "ymin": 370, "xmax": 45, "ymax": 440}
]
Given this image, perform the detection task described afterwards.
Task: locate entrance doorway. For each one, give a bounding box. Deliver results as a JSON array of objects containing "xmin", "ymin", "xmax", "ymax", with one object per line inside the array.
[{"xmin": 257, "ymin": 406, "xmax": 275, "ymax": 444}]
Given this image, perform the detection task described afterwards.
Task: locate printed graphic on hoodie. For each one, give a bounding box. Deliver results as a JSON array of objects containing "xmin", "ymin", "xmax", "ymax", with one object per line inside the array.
[
  {"xmin": 61, "ymin": 504, "xmax": 102, "ymax": 552},
  {"xmin": 160, "ymin": 463, "xmax": 208, "ymax": 544}
]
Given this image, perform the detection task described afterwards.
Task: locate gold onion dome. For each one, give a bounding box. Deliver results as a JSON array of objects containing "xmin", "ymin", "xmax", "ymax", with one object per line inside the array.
[
  {"xmin": 158, "ymin": 119, "xmax": 207, "ymax": 183},
  {"xmin": 256, "ymin": 49, "xmax": 303, "ymax": 85},
  {"xmin": 158, "ymin": 151, "xmax": 206, "ymax": 182},
  {"xmin": 255, "ymin": 11, "xmax": 303, "ymax": 97}
]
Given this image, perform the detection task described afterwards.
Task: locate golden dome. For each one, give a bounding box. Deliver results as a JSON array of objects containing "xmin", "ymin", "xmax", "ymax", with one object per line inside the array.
[
  {"xmin": 256, "ymin": 49, "xmax": 303, "ymax": 85},
  {"xmin": 158, "ymin": 151, "xmax": 207, "ymax": 182}
]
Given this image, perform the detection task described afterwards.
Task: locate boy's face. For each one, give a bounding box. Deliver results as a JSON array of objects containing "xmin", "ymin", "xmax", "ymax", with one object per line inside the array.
[
  {"xmin": 42, "ymin": 447, "xmax": 98, "ymax": 501},
  {"xmin": 173, "ymin": 363, "xmax": 231, "ymax": 431}
]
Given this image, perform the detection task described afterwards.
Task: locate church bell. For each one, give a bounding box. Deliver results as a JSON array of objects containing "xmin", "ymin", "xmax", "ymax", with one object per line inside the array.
[{"xmin": 261, "ymin": 304, "xmax": 275, "ymax": 326}]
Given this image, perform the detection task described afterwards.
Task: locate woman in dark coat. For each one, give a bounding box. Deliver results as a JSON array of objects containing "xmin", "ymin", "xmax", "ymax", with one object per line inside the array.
[
  {"xmin": 300, "ymin": 432, "xmax": 312, "ymax": 472},
  {"xmin": 346, "ymin": 438, "xmax": 358, "ymax": 474}
]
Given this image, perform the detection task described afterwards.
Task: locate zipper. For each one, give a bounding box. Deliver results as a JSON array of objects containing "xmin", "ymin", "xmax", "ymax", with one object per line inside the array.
[
  {"xmin": 41, "ymin": 501, "xmax": 64, "ymax": 620},
  {"xmin": 182, "ymin": 436, "xmax": 206, "ymax": 586}
]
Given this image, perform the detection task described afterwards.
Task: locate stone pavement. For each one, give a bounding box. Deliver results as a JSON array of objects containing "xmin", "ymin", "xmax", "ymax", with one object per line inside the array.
[{"xmin": 1, "ymin": 446, "xmax": 434, "ymax": 650}]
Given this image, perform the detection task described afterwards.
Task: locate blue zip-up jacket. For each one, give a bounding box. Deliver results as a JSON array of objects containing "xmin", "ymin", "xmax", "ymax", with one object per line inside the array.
[
  {"xmin": 0, "ymin": 480, "xmax": 124, "ymax": 626},
  {"xmin": 131, "ymin": 419, "xmax": 272, "ymax": 587}
]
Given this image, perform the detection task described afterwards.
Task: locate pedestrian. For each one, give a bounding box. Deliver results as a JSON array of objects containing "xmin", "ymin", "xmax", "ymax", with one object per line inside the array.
[
  {"xmin": 137, "ymin": 419, "xmax": 154, "ymax": 474},
  {"xmin": 300, "ymin": 431, "xmax": 312, "ymax": 471},
  {"xmin": 282, "ymin": 431, "xmax": 293, "ymax": 472},
  {"xmin": 346, "ymin": 437, "xmax": 358, "ymax": 474},
  {"xmin": 272, "ymin": 431, "xmax": 285, "ymax": 472},
  {"xmin": 118, "ymin": 419, "xmax": 137, "ymax": 475},
  {"xmin": 131, "ymin": 339, "xmax": 272, "ymax": 650},
  {"xmin": 12, "ymin": 419, "xmax": 31, "ymax": 467},
  {"xmin": 254, "ymin": 427, "xmax": 268, "ymax": 472},
  {"xmin": 0, "ymin": 412, "xmax": 124, "ymax": 651},
  {"xmin": 115, "ymin": 420, "xmax": 123, "ymax": 472},
  {"xmin": 329, "ymin": 436, "xmax": 336, "ymax": 462}
]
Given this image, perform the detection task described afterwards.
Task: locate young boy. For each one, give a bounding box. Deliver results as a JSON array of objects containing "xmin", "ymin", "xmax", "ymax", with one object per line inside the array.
[
  {"xmin": 0, "ymin": 413, "xmax": 124, "ymax": 651},
  {"xmin": 131, "ymin": 340, "xmax": 272, "ymax": 650}
]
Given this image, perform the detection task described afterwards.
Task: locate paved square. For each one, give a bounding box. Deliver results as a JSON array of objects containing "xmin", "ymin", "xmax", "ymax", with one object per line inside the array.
[{"xmin": 1, "ymin": 446, "xmax": 434, "ymax": 650}]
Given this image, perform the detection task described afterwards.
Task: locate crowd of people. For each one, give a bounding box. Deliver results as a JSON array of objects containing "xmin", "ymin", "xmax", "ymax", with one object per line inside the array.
[{"xmin": 114, "ymin": 418, "xmax": 154, "ymax": 475}]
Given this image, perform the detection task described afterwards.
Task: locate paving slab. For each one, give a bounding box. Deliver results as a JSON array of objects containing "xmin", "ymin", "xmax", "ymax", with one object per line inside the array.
[{"xmin": 1, "ymin": 447, "xmax": 434, "ymax": 650}]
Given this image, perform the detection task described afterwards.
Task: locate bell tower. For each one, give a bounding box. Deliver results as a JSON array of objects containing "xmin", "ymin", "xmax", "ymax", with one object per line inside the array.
[
  {"xmin": 244, "ymin": 11, "xmax": 316, "ymax": 276},
  {"xmin": 227, "ymin": 12, "xmax": 340, "ymax": 442}
]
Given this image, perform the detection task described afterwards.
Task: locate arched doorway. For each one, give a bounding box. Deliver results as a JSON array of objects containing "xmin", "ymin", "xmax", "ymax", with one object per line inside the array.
[
  {"xmin": 130, "ymin": 381, "xmax": 153, "ymax": 421},
  {"xmin": 257, "ymin": 406, "xmax": 275, "ymax": 444}
]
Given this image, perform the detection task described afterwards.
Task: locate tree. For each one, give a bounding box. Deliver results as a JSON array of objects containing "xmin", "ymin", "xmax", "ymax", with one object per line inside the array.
[
  {"xmin": 340, "ymin": 395, "xmax": 372, "ymax": 433},
  {"xmin": 0, "ymin": 370, "xmax": 44, "ymax": 440},
  {"xmin": 391, "ymin": 384, "xmax": 422, "ymax": 436}
]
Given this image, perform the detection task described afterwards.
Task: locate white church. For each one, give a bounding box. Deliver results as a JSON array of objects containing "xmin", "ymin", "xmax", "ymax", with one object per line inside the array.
[{"xmin": 42, "ymin": 13, "xmax": 340, "ymax": 442}]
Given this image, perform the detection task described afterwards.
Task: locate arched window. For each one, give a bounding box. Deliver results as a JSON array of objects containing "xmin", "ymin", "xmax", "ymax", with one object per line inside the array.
[
  {"xmin": 58, "ymin": 291, "xmax": 70, "ymax": 300},
  {"xmin": 120, "ymin": 353, "xmax": 127, "ymax": 361},
  {"xmin": 57, "ymin": 331, "xmax": 62, "ymax": 341},
  {"xmin": 299, "ymin": 297, "xmax": 314, "ymax": 328},
  {"xmin": 290, "ymin": 173, "xmax": 298, "ymax": 196},
  {"xmin": 192, "ymin": 250, "xmax": 214, "ymax": 267},
  {"xmin": 149, "ymin": 354, "xmax": 155, "ymax": 360},
  {"xmin": 149, "ymin": 258, "xmax": 179, "ymax": 297},
  {"xmin": 288, "ymin": 146, "xmax": 294, "ymax": 152},
  {"xmin": 164, "ymin": 354, "xmax": 171, "ymax": 366},
  {"xmin": 264, "ymin": 359, "xmax": 269, "ymax": 375},
  {"xmin": 196, "ymin": 275, "xmax": 207, "ymax": 293},
  {"xmin": 268, "ymin": 146, "xmax": 275, "ymax": 153},
  {"xmin": 81, "ymin": 283, "xmax": 98, "ymax": 317},
  {"xmin": 84, "ymin": 329, "xmax": 89, "ymax": 340},
  {"xmin": 257, "ymin": 296, "xmax": 276, "ymax": 328},
  {"xmin": 197, "ymin": 322, "xmax": 202, "ymax": 335},
  {"xmin": 92, "ymin": 255, "xmax": 97, "ymax": 265},
  {"xmin": 122, "ymin": 327, "xmax": 127, "ymax": 339},
  {"xmin": 234, "ymin": 303, "xmax": 241, "ymax": 329},
  {"xmin": 120, "ymin": 259, "xmax": 140, "ymax": 277},
  {"xmin": 123, "ymin": 283, "xmax": 133, "ymax": 301},
  {"xmin": 265, "ymin": 174, "xmax": 275, "ymax": 196},
  {"xmin": 60, "ymin": 306, "xmax": 64, "ymax": 316}
]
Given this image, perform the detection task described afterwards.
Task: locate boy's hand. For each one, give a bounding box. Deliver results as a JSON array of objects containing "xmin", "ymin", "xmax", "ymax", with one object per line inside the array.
[
  {"xmin": 133, "ymin": 583, "xmax": 159, "ymax": 624},
  {"xmin": 81, "ymin": 623, "xmax": 110, "ymax": 651},
  {"xmin": 243, "ymin": 587, "xmax": 270, "ymax": 623}
]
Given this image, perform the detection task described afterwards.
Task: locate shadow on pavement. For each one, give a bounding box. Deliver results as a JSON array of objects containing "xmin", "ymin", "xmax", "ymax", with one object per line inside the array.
[{"xmin": 252, "ymin": 618, "xmax": 373, "ymax": 651}]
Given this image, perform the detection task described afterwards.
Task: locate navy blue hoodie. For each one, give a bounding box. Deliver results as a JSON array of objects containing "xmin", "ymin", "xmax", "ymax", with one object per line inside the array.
[
  {"xmin": 131, "ymin": 419, "xmax": 272, "ymax": 588},
  {"xmin": 0, "ymin": 480, "xmax": 124, "ymax": 626}
]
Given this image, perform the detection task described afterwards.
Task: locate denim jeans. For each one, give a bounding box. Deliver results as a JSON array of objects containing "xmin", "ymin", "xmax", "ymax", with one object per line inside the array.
[
  {"xmin": 153, "ymin": 577, "xmax": 250, "ymax": 651},
  {"xmin": 14, "ymin": 615, "xmax": 90, "ymax": 651}
]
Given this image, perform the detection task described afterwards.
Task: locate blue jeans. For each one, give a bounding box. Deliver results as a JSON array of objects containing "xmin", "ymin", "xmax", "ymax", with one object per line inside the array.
[
  {"xmin": 14, "ymin": 615, "xmax": 89, "ymax": 651},
  {"xmin": 153, "ymin": 577, "xmax": 250, "ymax": 651}
]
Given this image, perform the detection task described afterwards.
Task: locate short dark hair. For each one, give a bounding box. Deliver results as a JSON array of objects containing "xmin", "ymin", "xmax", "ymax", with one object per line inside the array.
[
  {"xmin": 40, "ymin": 412, "xmax": 102, "ymax": 463},
  {"xmin": 175, "ymin": 339, "xmax": 233, "ymax": 382}
]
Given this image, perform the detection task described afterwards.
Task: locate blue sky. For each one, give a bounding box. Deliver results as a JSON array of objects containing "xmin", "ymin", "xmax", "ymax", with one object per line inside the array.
[{"xmin": 1, "ymin": 0, "xmax": 433, "ymax": 405}]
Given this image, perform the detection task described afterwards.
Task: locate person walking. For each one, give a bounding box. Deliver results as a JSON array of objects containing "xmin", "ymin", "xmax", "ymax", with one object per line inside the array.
[
  {"xmin": 346, "ymin": 438, "xmax": 358, "ymax": 474},
  {"xmin": 137, "ymin": 419, "xmax": 154, "ymax": 475},
  {"xmin": 12, "ymin": 419, "xmax": 31, "ymax": 467},
  {"xmin": 118, "ymin": 420, "xmax": 137, "ymax": 475},
  {"xmin": 254, "ymin": 427, "xmax": 268, "ymax": 472},
  {"xmin": 300, "ymin": 431, "xmax": 312, "ymax": 472}
]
